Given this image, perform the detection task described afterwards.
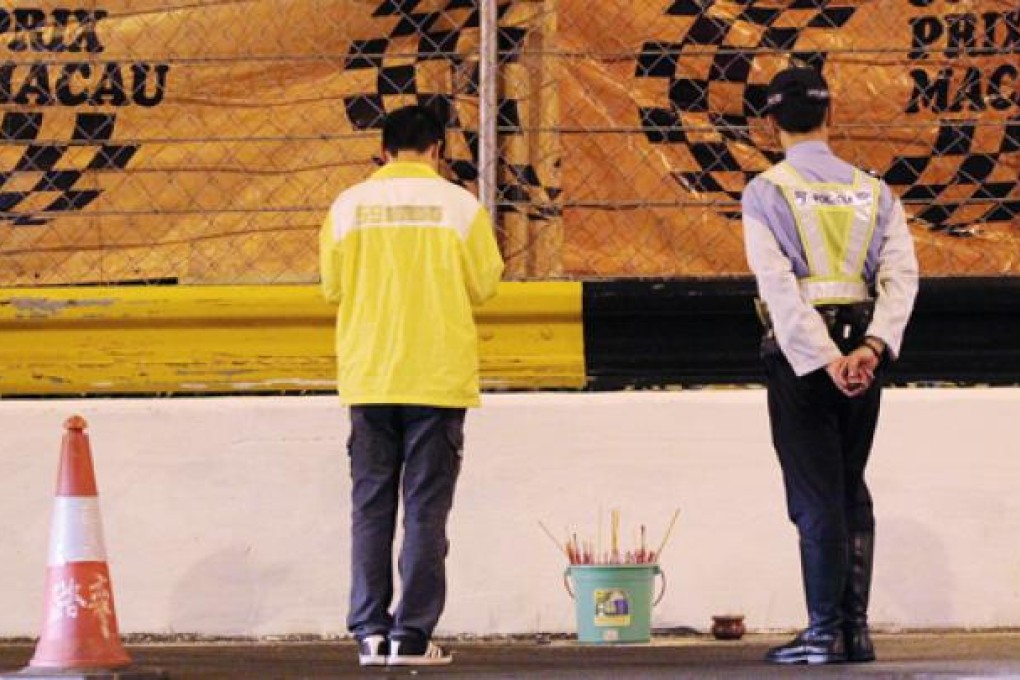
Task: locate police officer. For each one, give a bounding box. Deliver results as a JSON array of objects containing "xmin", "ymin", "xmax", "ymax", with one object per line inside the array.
[{"xmin": 742, "ymin": 67, "xmax": 919, "ymax": 664}]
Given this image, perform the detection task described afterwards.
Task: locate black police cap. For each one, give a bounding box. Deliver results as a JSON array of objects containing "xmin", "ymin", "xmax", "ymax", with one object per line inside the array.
[{"xmin": 765, "ymin": 67, "xmax": 830, "ymax": 115}]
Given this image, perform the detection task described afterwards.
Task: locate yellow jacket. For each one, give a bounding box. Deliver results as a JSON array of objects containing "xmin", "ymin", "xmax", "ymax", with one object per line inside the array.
[{"xmin": 319, "ymin": 161, "xmax": 504, "ymax": 407}]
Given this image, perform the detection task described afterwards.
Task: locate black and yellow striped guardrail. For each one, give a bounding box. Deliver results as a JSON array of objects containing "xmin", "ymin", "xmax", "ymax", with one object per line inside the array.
[{"xmin": 0, "ymin": 277, "xmax": 1017, "ymax": 396}]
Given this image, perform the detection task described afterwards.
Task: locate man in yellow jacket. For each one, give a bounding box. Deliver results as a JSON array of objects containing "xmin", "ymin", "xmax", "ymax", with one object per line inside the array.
[{"xmin": 320, "ymin": 105, "xmax": 503, "ymax": 667}]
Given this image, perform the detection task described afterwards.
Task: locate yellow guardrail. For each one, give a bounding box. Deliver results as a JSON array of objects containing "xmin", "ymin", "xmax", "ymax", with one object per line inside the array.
[{"xmin": 0, "ymin": 282, "xmax": 584, "ymax": 395}]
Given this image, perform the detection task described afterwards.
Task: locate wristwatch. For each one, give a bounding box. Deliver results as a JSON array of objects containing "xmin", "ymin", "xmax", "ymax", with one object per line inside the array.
[{"xmin": 861, "ymin": 336, "xmax": 885, "ymax": 359}]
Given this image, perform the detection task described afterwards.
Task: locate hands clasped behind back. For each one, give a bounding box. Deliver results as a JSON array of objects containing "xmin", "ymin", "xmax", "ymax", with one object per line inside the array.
[{"xmin": 826, "ymin": 345, "xmax": 881, "ymax": 398}]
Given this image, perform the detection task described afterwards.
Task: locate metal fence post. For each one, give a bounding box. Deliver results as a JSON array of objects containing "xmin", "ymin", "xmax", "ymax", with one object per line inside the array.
[{"xmin": 478, "ymin": 0, "xmax": 499, "ymax": 220}]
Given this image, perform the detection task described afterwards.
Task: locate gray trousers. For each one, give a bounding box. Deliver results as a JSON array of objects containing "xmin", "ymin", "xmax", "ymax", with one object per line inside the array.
[{"xmin": 346, "ymin": 405, "xmax": 465, "ymax": 642}]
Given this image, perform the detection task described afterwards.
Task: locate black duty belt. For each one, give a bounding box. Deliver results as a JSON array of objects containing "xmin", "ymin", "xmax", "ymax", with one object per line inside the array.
[{"xmin": 756, "ymin": 298, "xmax": 875, "ymax": 339}]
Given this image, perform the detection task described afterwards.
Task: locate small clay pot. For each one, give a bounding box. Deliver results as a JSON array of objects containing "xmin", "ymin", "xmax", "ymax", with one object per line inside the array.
[{"xmin": 711, "ymin": 615, "xmax": 746, "ymax": 640}]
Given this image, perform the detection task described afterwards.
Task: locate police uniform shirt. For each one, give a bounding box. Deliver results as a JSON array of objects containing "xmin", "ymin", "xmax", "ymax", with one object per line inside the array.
[{"xmin": 742, "ymin": 141, "xmax": 919, "ymax": 376}]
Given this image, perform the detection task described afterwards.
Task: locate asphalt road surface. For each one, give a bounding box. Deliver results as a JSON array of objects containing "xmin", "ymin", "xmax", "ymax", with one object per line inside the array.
[{"xmin": 2, "ymin": 633, "xmax": 1020, "ymax": 679}]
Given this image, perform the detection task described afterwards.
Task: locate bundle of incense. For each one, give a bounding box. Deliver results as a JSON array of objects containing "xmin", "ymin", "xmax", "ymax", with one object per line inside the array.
[{"xmin": 539, "ymin": 508, "xmax": 680, "ymax": 565}]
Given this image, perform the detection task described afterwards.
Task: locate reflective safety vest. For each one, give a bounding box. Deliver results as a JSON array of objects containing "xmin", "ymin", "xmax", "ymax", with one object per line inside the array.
[{"xmin": 762, "ymin": 161, "xmax": 880, "ymax": 306}]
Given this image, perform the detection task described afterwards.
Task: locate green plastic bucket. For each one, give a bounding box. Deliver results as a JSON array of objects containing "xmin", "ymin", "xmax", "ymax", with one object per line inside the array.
[{"xmin": 563, "ymin": 564, "xmax": 665, "ymax": 643}]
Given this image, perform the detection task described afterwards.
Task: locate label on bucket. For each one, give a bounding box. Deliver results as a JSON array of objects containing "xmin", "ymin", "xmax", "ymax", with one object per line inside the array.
[{"xmin": 593, "ymin": 588, "xmax": 631, "ymax": 627}]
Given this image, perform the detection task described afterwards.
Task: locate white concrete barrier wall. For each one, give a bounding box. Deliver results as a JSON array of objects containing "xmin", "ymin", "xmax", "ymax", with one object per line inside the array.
[{"xmin": 0, "ymin": 390, "xmax": 1017, "ymax": 638}]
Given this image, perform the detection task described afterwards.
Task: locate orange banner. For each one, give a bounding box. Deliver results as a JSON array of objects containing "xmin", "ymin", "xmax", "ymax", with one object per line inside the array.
[{"xmin": 0, "ymin": 1, "xmax": 1016, "ymax": 284}]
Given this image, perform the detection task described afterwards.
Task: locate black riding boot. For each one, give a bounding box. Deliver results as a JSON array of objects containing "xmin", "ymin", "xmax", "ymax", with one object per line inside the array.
[
  {"xmin": 842, "ymin": 532, "xmax": 876, "ymax": 662},
  {"xmin": 766, "ymin": 540, "xmax": 848, "ymax": 664}
]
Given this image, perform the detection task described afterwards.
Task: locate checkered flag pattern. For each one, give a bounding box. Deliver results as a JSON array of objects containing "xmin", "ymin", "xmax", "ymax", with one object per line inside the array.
[
  {"xmin": 633, "ymin": 1, "xmax": 1019, "ymax": 235},
  {"xmin": 0, "ymin": 1, "xmax": 1016, "ymax": 285},
  {"xmin": 636, "ymin": 2, "xmax": 862, "ymax": 216},
  {"xmin": 885, "ymin": 118, "xmax": 1020, "ymax": 235},
  {"xmin": 338, "ymin": 0, "xmax": 560, "ymax": 277},
  {"xmin": 341, "ymin": 0, "xmax": 522, "ymax": 187},
  {"xmin": 490, "ymin": 0, "xmax": 1019, "ymax": 276},
  {"xmin": 0, "ymin": 112, "xmax": 137, "ymax": 227}
]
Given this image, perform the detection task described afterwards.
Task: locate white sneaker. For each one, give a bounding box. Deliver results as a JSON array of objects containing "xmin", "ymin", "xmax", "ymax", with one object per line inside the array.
[
  {"xmin": 388, "ymin": 639, "xmax": 453, "ymax": 666},
  {"xmin": 357, "ymin": 634, "xmax": 388, "ymax": 666}
]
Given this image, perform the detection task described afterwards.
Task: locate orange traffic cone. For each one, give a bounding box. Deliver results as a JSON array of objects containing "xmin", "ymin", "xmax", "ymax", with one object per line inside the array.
[{"xmin": 0, "ymin": 417, "xmax": 166, "ymax": 679}]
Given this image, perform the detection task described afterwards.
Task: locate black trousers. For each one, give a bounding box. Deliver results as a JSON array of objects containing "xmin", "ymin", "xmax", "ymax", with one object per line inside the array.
[
  {"xmin": 346, "ymin": 405, "xmax": 465, "ymax": 643},
  {"xmin": 763, "ymin": 342, "xmax": 882, "ymax": 545}
]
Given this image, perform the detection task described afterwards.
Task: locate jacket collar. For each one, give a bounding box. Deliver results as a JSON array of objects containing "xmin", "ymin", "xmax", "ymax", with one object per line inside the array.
[{"xmin": 371, "ymin": 160, "xmax": 441, "ymax": 180}]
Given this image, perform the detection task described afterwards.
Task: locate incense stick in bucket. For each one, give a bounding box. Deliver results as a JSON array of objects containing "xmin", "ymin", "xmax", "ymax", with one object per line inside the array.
[{"xmin": 655, "ymin": 508, "xmax": 681, "ymax": 560}]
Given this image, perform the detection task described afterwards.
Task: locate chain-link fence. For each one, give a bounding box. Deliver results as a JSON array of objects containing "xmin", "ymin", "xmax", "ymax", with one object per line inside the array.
[
  {"xmin": 501, "ymin": 0, "xmax": 1020, "ymax": 278},
  {"xmin": 0, "ymin": 1, "xmax": 1017, "ymax": 286}
]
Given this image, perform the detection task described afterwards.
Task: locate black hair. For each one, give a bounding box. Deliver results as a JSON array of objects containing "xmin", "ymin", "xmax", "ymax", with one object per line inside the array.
[
  {"xmin": 771, "ymin": 97, "xmax": 828, "ymax": 134},
  {"xmin": 766, "ymin": 68, "xmax": 830, "ymax": 134},
  {"xmin": 381, "ymin": 105, "xmax": 444, "ymax": 155}
]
